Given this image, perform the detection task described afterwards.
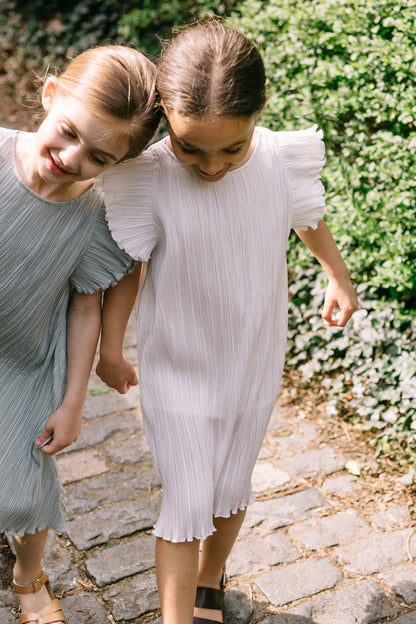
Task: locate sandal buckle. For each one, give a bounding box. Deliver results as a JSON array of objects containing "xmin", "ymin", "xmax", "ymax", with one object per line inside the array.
[{"xmin": 32, "ymin": 577, "xmax": 42, "ymax": 593}]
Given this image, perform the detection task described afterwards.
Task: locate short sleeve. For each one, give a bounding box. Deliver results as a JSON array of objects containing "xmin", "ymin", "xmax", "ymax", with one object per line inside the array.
[
  {"xmin": 70, "ymin": 208, "xmax": 137, "ymax": 293},
  {"xmin": 95, "ymin": 150, "xmax": 158, "ymax": 262},
  {"xmin": 277, "ymin": 125, "xmax": 326, "ymax": 231}
]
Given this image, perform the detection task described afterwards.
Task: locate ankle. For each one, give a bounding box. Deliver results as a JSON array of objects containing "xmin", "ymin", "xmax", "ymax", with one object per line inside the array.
[
  {"xmin": 197, "ymin": 568, "xmax": 226, "ymax": 590},
  {"xmin": 13, "ymin": 565, "xmax": 44, "ymax": 589}
]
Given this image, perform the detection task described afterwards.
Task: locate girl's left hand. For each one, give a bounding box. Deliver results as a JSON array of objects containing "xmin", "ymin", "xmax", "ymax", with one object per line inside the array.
[
  {"xmin": 322, "ymin": 277, "xmax": 358, "ymax": 327},
  {"xmin": 35, "ymin": 404, "xmax": 82, "ymax": 455}
]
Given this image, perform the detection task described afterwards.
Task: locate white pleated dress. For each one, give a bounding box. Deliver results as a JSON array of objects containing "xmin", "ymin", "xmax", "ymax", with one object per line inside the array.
[
  {"xmin": 0, "ymin": 127, "xmax": 136, "ymax": 536},
  {"xmin": 98, "ymin": 125, "xmax": 326, "ymax": 542}
]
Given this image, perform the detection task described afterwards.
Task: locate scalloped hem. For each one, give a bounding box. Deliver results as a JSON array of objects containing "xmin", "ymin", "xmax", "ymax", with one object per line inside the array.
[
  {"xmin": 72, "ymin": 259, "xmax": 139, "ymax": 295},
  {"xmin": 4, "ymin": 520, "xmax": 66, "ymax": 538},
  {"xmin": 152, "ymin": 495, "xmax": 255, "ymax": 543}
]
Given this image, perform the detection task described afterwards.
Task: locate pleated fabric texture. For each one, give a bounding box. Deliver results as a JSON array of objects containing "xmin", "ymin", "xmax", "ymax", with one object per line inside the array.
[
  {"xmin": 98, "ymin": 125, "xmax": 326, "ymax": 542},
  {"xmin": 0, "ymin": 127, "xmax": 136, "ymax": 536}
]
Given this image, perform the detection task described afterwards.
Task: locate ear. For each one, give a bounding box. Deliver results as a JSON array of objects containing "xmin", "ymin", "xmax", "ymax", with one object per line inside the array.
[{"xmin": 41, "ymin": 76, "xmax": 59, "ymax": 112}]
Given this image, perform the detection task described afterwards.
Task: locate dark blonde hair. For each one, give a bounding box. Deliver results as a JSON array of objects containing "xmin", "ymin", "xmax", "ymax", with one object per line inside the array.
[
  {"xmin": 56, "ymin": 45, "xmax": 161, "ymax": 160},
  {"xmin": 157, "ymin": 20, "xmax": 266, "ymax": 119}
]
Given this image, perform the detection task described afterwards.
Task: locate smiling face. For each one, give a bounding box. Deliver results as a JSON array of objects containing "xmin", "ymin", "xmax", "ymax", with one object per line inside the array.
[
  {"xmin": 166, "ymin": 111, "xmax": 258, "ymax": 182},
  {"xmin": 35, "ymin": 78, "xmax": 129, "ymax": 186}
]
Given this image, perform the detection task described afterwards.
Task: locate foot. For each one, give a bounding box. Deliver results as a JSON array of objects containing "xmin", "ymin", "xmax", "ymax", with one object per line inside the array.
[
  {"xmin": 193, "ymin": 574, "xmax": 226, "ymax": 623},
  {"xmin": 12, "ymin": 571, "xmax": 67, "ymax": 624}
]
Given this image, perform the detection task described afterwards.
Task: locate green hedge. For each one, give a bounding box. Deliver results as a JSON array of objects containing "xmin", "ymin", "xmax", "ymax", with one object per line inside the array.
[
  {"xmin": 229, "ymin": 0, "xmax": 416, "ymax": 470},
  {"xmin": 1, "ymin": 0, "xmax": 231, "ymax": 68}
]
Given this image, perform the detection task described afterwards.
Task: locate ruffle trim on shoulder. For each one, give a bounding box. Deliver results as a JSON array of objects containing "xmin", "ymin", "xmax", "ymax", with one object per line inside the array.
[
  {"xmin": 70, "ymin": 209, "xmax": 138, "ymax": 294},
  {"xmin": 277, "ymin": 125, "xmax": 326, "ymax": 231},
  {"xmin": 95, "ymin": 150, "xmax": 158, "ymax": 262}
]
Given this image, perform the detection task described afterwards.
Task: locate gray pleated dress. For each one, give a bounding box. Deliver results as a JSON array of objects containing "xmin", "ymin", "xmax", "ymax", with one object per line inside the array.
[
  {"xmin": 0, "ymin": 127, "xmax": 135, "ymax": 536},
  {"xmin": 97, "ymin": 125, "xmax": 326, "ymax": 542}
]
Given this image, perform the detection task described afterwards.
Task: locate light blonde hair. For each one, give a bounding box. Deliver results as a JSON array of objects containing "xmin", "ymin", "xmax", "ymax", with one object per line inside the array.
[
  {"xmin": 157, "ymin": 20, "xmax": 266, "ymax": 119},
  {"xmin": 55, "ymin": 45, "xmax": 161, "ymax": 160}
]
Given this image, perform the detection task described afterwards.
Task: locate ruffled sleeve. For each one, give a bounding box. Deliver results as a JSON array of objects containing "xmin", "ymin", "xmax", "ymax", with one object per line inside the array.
[
  {"xmin": 95, "ymin": 149, "xmax": 158, "ymax": 262},
  {"xmin": 70, "ymin": 208, "xmax": 137, "ymax": 294},
  {"xmin": 277, "ymin": 125, "xmax": 326, "ymax": 231}
]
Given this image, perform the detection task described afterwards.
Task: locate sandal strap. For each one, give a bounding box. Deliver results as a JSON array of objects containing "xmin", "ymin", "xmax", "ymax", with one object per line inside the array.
[
  {"xmin": 195, "ymin": 585, "xmax": 224, "ymax": 610},
  {"xmin": 13, "ymin": 572, "xmax": 49, "ymax": 594},
  {"xmin": 19, "ymin": 597, "xmax": 67, "ymax": 624}
]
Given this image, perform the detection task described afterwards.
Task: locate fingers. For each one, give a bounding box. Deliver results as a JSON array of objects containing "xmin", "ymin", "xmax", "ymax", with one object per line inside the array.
[
  {"xmin": 322, "ymin": 304, "xmax": 356, "ymax": 327},
  {"xmin": 35, "ymin": 430, "xmax": 53, "ymax": 448}
]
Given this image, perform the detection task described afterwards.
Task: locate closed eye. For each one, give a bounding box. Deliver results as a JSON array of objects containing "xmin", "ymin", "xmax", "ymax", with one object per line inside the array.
[
  {"xmin": 89, "ymin": 153, "xmax": 107, "ymax": 167},
  {"xmin": 61, "ymin": 124, "xmax": 76, "ymax": 140},
  {"xmin": 179, "ymin": 145, "xmax": 197, "ymax": 154},
  {"xmin": 225, "ymin": 146, "xmax": 243, "ymax": 155}
]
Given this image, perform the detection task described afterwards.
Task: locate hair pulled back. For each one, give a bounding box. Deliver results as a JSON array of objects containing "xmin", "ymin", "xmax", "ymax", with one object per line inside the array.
[
  {"xmin": 57, "ymin": 45, "xmax": 161, "ymax": 160},
  {"xmin": 157, "ymin": 20, "xmax": 266, "ymax": 119}
]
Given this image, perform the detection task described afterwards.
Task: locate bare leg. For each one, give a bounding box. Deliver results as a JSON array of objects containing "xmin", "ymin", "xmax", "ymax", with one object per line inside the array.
[
  {"xmin": 12, "ymin": 529, "xmax": 52, "ymax": 614},
  {"xmin": 155, "ymin": 536, "xmax": 200, "ymax": 624},
  {"xmin": 194, "ymin": 509, "xmax": 247, "ymax": 622}
]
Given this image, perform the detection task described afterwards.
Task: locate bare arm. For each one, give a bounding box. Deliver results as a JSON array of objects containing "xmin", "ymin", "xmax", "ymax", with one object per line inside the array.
[
  {"xmin": 96, "ymin": 263, "xmax": 141, "ymax": 393},
  {"xmin": 36, "ymin": 290, "xmax": 102, "ymax": 454},
  {"xmin": 295, "ymin": 219, "xmax": 358, "ymax": 327}
]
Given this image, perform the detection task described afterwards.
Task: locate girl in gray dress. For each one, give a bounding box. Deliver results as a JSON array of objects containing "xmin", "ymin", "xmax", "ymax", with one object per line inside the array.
[
  {"xmin": 97, "ymin": 21, "xmax": 358, "ymax": 624},
  {"xmin": 0, "ymin": 45, "xmax": 160, "ymax": 623}
]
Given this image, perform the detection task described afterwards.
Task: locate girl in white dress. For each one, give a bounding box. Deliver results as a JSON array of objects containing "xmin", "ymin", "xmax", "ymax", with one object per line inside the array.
[
  {"xmin": 0, "ymin": 46, "xmax": 160, "ymax": 624},
  {"xmin": 96, "ymin": 20, "xmax": 358, "ymax": 624}
]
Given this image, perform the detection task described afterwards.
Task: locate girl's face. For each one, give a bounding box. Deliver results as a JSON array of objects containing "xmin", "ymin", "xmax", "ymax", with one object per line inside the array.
[
  {"xmin": 35, "ymin": 77, "xmax": 129, "ymax": 185},
  {"xmin": 166, "ymin": 111, "xmax": 258, "ymax": 182}
]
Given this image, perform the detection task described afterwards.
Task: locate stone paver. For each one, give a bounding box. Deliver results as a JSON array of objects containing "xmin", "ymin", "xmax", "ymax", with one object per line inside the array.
[
  {"xmin": 256, "ymin": 558, "xmax": 343, "ymax": 607},
  {"xmin": 1, "ymin": 318, "xmax": 416, "ymax": 623}
]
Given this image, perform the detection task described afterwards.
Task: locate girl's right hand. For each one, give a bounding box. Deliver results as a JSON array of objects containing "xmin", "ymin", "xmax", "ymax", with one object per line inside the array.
[
  {"xmin": 96, "ymin": 356, "xmax": 139, "ymax": 394},
  {"xmin": 35, "ymin": 404, "xmax": 83, "ymax": 455}
]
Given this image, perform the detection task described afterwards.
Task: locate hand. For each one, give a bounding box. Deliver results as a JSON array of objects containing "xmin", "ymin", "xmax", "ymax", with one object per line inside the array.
[
  {"xmin": 96, "ymin": 356, "xmax": 139, "ymax": 394},
  {"xmin": 322, "ymin": 276, "xmax": 358, "ymax": 327},
  {"xmin": 35, "ymin": 403, "xmax": 83, "ymax": 455}
]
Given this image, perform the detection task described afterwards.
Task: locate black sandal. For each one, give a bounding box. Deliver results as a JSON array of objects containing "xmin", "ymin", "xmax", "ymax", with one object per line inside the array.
[{"xmin": 193, "ymin": 571, "xmax": 226, "ymax": 624}]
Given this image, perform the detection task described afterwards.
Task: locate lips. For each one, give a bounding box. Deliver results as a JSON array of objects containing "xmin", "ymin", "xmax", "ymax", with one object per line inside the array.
[
  {"xmin": 48, "ymin": 152, "xmax": 73, "ymax": 176},
  {"xmin": 194, "ymin": 166, "xmax": 228, "ymax": 181}
]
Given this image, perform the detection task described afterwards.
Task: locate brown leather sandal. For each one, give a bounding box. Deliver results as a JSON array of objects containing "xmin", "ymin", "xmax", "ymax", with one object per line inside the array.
[
  {"xmin": 12, "ymin": 571, "xmax": 67, "ymax": 624},
  {"xmin": 193, "ymin": 570, "xmax": 226, "ymax": 624}
]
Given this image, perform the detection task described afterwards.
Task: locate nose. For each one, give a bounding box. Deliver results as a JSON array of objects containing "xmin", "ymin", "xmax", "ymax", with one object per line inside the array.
[
  {"xmin": 60, "ymin": 144, "xmax": 84, "ymax": 171},
  {"xmin": 199, "ymin": 154, "xmax": 224, "ymax": 176}
]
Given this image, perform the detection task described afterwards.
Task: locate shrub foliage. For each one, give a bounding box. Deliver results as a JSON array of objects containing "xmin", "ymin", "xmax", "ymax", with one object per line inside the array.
[{"xmin": 230, "ymin": 0, "xmax": 416, "ymax": 467}]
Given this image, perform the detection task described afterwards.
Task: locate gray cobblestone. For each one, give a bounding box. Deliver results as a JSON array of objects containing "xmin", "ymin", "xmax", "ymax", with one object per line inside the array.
[
  {"xmin": 102, "ymin": 571, "xmax": 159, "ymax": 621},
  {"xmin": 227, "ymin": 532, "xmax": 302, "ymax": 577},
  {"xmin": 389, "ymin": 613, "xmax": 416, "ymax": 624},
  {"xmin": 65, "ymin": 495, "xmax": 161, "ymax": 550},
  {"xmin": 68, "ymin": 411, "xmax": 142, "ymax": 452},
  {"xmin": 103, "ymin": 432, "xmax": 153, "ymax": 465},
  {"xmin": 286, "ymin": 579, "xmax": 401, "ymax": 623},
  {"xmin": 64, "ymin": 468, "xmax": 161, "ymax": 516},
  {"xmin": 277, "ymin": 446, "xmax": 345, "ymax": 479},
  {"xmin": 244, "ymin": 488, "xmax": 329, "ymax": 531},
  {"xmin": 379, "ymin": 561, "xmax": 416, "ymax": 604},
  {"xmin": 334, "ymin": 529, "xmax": 416, "ymax": 575},
  {"xmin": 255, "ymin": 558, "xmax": 343, "ymax": 607},
  {"xmin": 85, "ymin": 534, "xmax": 155, "ymax": 587},
  {"xmin": 0, "ymin": 606, "xmax": 15, "ymax": 623},
  {"xmin": 61, "ymin": 593, "xmax": 110, "ymax": 623}
]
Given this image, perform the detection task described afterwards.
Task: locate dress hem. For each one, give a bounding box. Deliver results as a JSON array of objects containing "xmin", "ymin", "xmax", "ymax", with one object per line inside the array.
[{"xmin": 151, "ymin": 495, "xmax": 255, "ymax": 543}]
